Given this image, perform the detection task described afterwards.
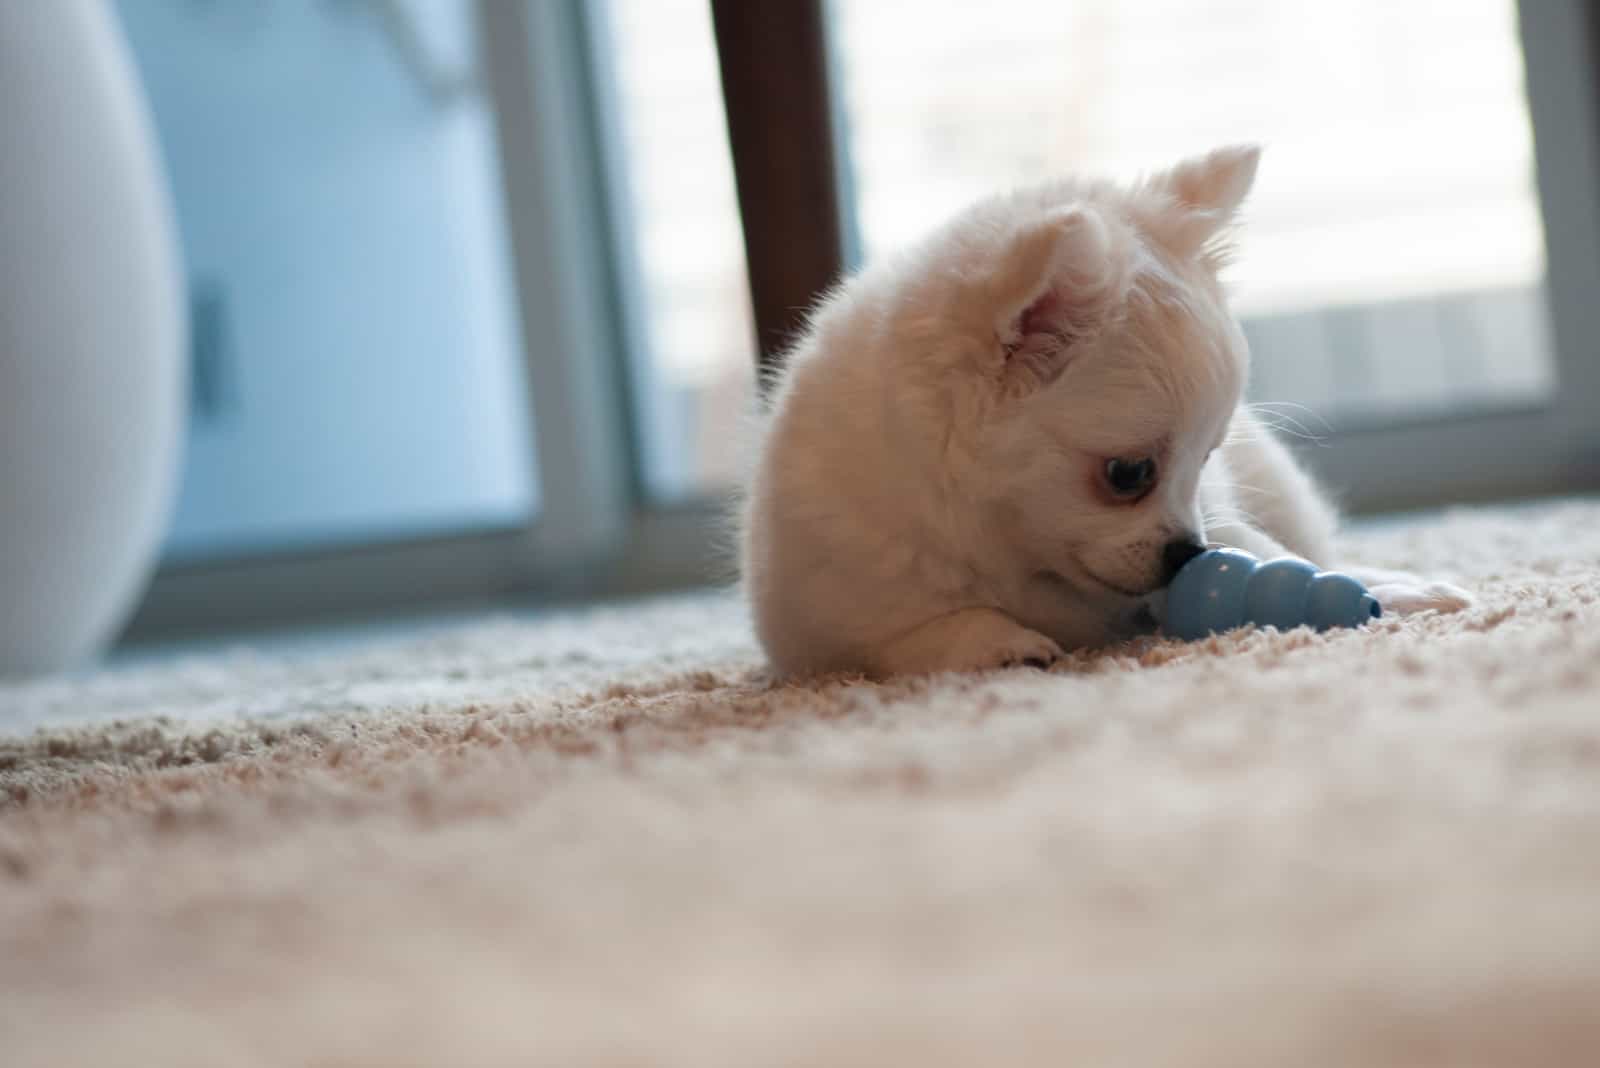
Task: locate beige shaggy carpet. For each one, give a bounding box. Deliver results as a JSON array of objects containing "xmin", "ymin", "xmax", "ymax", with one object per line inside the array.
[{"xmin": 3, "ymin": 501, "xmax": 1600, "ymax": 1067}]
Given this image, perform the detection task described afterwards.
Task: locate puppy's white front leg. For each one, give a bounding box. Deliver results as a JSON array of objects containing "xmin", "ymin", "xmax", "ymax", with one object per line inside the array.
[
  {"xmin": 1340, "ymin": 566, "xmax": 1474, "ymax": 616},
  {"xmin": 873, "ymin": 608, "xmax": 1064, "ymax": 677},
  {"xmin": 1207, "ymin": 520, "xmax": 1471, "ymax": 616},
  {"xmin": 1200, "ymin": 428, "xmax": 1469, "ymax": 617}
]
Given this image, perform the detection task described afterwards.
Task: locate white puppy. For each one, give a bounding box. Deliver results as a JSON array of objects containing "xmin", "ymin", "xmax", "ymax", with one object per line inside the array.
[{"xmin": 741, "ymin": 146, "xmax": 1468, "ymax": 678}]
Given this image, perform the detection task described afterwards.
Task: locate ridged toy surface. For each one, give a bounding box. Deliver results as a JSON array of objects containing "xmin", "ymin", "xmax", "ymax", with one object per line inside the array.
[{"xmin": 1163, "ymin": 548, "xmax": 1381, "ymax": 641}]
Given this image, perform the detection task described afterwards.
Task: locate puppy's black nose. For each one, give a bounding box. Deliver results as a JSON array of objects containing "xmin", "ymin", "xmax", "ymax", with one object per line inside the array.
[{"xmin": 1160, "ymin": 537, "xmax": 1207, "ymax": 585}]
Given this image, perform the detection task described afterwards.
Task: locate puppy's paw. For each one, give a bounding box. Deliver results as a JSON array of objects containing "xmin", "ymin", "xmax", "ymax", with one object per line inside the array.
[
  {"xmin": 1344, "ymin": 566, "xmax": 1473, "ymax": 616},
  {"xmin": 1368, "ymin": 580, "xmax": 1474, "ymax": 617},
  {"xmin": 983, "ymin": 630, "xmax": 1066, "ymax": 672},
  {"xmin": 874, "ymin": 608, "xmax": 1063, "ymax": 676}
]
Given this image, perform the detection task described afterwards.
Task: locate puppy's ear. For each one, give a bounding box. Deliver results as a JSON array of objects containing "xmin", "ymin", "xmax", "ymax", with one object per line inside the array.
[
  {"xmin": 1149, "ymin": 143, "xmax": 1260, "ymax": 263},
  {"xmin": 990, "ymin": 205, "xmax": 1128, "ymax": 395}
]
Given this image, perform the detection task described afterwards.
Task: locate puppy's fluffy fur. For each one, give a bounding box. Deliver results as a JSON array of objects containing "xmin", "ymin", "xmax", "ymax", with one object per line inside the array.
[{"xmin": 741, "ymin": 146, "xmax": 1468, "ymax": 678}]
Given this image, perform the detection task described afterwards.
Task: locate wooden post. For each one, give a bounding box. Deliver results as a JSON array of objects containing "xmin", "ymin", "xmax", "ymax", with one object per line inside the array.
[{"xmin": 710, "ymin": 0, "xmax": 846, "ymax": 385}]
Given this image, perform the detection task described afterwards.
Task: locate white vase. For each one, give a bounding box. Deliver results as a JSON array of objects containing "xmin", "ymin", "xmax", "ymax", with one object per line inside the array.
[{"xmin": 0, "ymin": 0, "xmax": 186, "ymax": 675}]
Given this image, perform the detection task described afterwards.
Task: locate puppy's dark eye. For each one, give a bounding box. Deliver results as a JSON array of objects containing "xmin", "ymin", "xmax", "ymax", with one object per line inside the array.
[{"xmin": 1104, "ymin": 457, "xmax": 1158, "ymax": 501}]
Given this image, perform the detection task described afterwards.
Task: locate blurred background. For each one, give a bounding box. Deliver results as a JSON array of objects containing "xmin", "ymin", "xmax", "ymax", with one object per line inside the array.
[{"xmin": 22, "ymin": 0, "xmax": 1599, "ymax": 650}]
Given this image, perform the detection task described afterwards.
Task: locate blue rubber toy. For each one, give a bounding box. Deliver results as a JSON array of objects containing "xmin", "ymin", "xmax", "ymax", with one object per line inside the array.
[{"xmin": 1163, "ymin": 547, "xmax": 1381, "ymax": 640}]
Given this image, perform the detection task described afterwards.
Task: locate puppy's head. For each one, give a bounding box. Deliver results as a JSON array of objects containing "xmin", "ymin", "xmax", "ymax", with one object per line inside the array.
[{"xmin": 892, "ymin": 145, "xmax": 1259, "ymax": 629}]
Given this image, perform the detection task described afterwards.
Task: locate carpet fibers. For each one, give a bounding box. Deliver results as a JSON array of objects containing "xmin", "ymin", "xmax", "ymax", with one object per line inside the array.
[{"xmin": 4, "ymin": 502, "xmax": 1600, "ymax": 1066}]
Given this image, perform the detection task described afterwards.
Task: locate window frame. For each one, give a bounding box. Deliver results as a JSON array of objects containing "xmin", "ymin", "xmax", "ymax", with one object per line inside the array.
[
  {"xmin": 123, "ymin": 0, "xmax": 727, "ymax": 643},
  {"xmin": 1265, "ymin": 0, "xmax": 1598, "ymax": 513}
]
